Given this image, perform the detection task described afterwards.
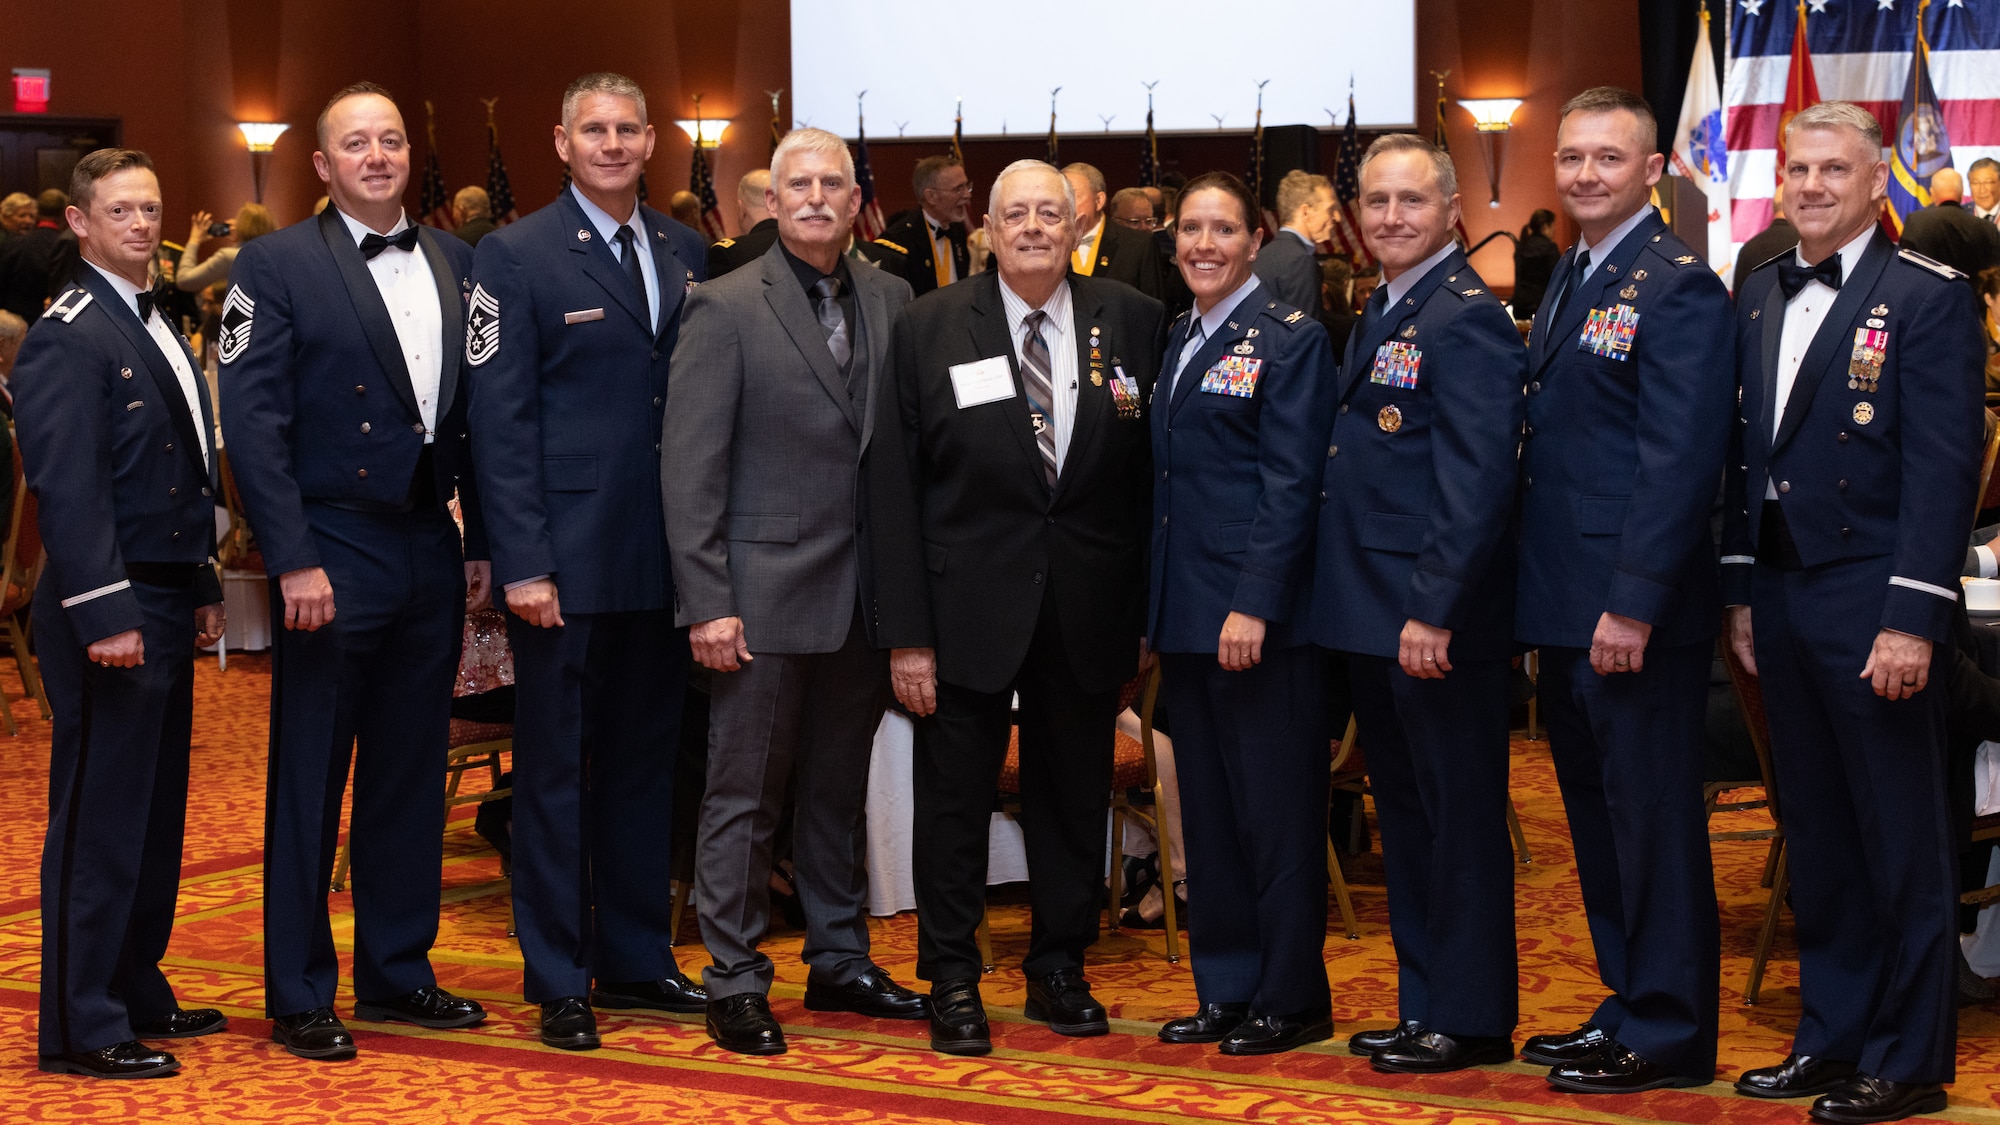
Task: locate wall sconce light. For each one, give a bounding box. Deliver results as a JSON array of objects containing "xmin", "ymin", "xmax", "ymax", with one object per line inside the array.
[
  {"xmin": 237, "ymin": 122, "xmax": 290, "ymax": 204},
  {"xmin": 12, "ymin": 68, "xmax": 50, "ymax": 114},
  {"xmin": 1457, "ymin": 98, "xmax": 1523, "ymax": 208},
  {"xmin": 675, "ymin": 119, "xmax": 729, "ymax": 149}
]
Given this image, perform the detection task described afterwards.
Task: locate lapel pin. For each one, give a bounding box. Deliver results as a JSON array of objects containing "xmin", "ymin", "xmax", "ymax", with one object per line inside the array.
[
  {"xmin": 120, "ymin": 367, "xmax": 133, "ymax": 379},
  {"xmin": 1750, "ymin": 309, "xmax": 1761, "ymax": 319},
  {"xmin": 1091, "ymin": 371, "xmax": 1103, "ymax": 386},
  {"xmin": 578, "ymin": 229, "xmax": 591, "ymax": 242},
  {"xmin": 1447, "ymin": 275, "xmax": 1459, "ymax": 283},
  {"xmin": 1606, "ymin": 264, "xmax": 1620, "ymax": 275},
  {"xmin": 1227, "ymin": 321, "xmax": 1239, "ymax": 330}
]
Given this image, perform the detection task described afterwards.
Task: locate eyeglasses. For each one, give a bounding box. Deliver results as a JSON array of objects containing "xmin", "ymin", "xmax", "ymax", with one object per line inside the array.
[{"xmin": 931, "ymin": 182, "xmax": 975, "ymax": 197}]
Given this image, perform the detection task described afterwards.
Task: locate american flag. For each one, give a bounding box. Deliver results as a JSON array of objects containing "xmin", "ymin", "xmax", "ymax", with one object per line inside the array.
[
  {"xmin": 1046, "ymin": 97, "xmax": 1060, "ymax": 166},
  {"xmin": 1430, "ymin": 81, "xmax": 1471, "ymax": 246},
  {"xmin": 485, "ymin": 102, "xmax": 518, "ymax": 225},
  {"xmin": 854, "ymin": 116, "xmax": 887, "ymax": 242},
  {"xmin": 690, "ymin": 142, "xmax": 725, "ymax": 242},
  {"xmin": 1329, "ymin": 91, "xmax": 1374, "ymax": 268},
  {"xmin": 1139, "ymin": 93, "xmax": 1158, "ymax": 188},
  {"xmin": 421, "ymin": 101, "xmax": 454, "ymax": 228}
]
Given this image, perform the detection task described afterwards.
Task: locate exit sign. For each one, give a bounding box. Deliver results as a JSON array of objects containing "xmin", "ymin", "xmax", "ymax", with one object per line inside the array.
[{"xmin": 13, "ymin": 69, "xmax": 50, "ymax": 114}]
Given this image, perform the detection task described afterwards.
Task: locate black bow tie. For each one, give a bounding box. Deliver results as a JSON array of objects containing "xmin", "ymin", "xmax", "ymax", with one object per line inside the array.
[
  {"xmin": 1777, "ymin": 255, "xmax": 1842, "ymax": 299},
  {"xmin": 136, "ymin": 278, "xmax": 174, "ymax": 322},
  {"xmin": 933, "ymin": 223, "xmax": 965, "ymax": 244},
  {"xmin": 359, "ymin": 227, "xmax": 420, "ymax": 260}
]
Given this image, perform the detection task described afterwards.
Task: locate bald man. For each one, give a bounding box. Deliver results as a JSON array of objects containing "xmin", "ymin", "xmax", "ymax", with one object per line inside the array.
[
  {"xmin": 1898, "ymin": 167, "xmax": 2000, "ymax": 284},
  {"xmin": 709, "ymin": 170, "xmax": 779, "ymax": 277}
]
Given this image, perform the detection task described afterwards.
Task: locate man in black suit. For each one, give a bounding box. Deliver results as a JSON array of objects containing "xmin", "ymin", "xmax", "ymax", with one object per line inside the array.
[
  {"xmin": 224, "ymin": 82, "xmax": 489, "ymax": 1060},
  {"xmin": 0, "ymin": 189, "xmax": 80, "ymax": 321},
  {"xmin": 22, "ymin": 148, "xmax": 227, "ymax": 1080},
  {"xmin": 870, "ymin": 159, "xmax": 1164, "ymax": 1057},
  {"xmin": 1253, "ymin": 170, "xmax": 1334, "ymax": 312},
  {"xmin": 1062, "ymin": 163, "xmax": 1167, "ymax": 301},
  {"xmin": 707, "ymin": 169, "xmax": 779, "ymax": 278},
  {"xmin": 872, "ymin": 155, "xmax": 972, "ymax": 297},
  {"xmin": 1733, "ymin": 186, "xmax": 1799, "ymax": 293},
  {"xmin": 1970, "ymin": 158, "xmax": 2000, "ymax": 224},
  {"xmin": 452, "ymin": 186, "xmax": 497, "ymax": 247},
  {"xmin": 1898, "ymin": 167, "xmax": 2000, "ymax": 286}
]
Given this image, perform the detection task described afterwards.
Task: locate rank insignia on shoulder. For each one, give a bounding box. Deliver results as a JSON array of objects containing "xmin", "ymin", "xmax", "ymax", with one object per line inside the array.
[
  {"xmin": 1676, "ymin": 255, "xmax": 1698, "ymax": 265},
  {"xmin": 1898, "ymin": 248, "xmax": 1961, "ymax": 279},
  {"xmin": 874, "ymin": 238, "xmax": 908, "ymax": 254},
  {"xmin": 1284, "ymin": 310, "xmax": 1305, "ymax": 324},
  {"xmin": 44, "ymin": 288, "xmax": 93, "ymax": 322},
  {"xmin": 1620, "ymin": 285, "xmax": 1638, "ymax": 300},
  {"xmin": 466, "ymin": 283, "xmax": 500, "ymax": 367},
  {"xmin": 714, "ymin": 238, "xmax": 736, "ymax": 248},
  {"xmin": 1461, "ymin": 288, "xmax": 1485, "ymax": 297},
  {"xmin": 216, "ymin": 286, "xmax": 254, "ymax": 364}
]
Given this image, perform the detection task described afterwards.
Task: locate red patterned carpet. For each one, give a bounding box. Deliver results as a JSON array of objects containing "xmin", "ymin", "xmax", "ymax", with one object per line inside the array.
[{"xmin": 2, "ymin": 653, "xmax": 1998, "ymax": 1123}]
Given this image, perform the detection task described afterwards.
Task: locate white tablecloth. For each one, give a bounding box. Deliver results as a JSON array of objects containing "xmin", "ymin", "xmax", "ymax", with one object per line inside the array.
[{"xmin": 865, "ymin": 711, "xmax": 1028, "ymax": 917}]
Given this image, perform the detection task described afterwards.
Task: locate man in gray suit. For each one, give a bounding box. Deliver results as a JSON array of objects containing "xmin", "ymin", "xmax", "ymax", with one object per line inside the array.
[
  {"xmin": 664, "ymin": 126, "xmax": 925, "ymax": 1057},
  {"xmin": 1252, "ymin": 170, "xmax": 1334, "ymax": 313}
]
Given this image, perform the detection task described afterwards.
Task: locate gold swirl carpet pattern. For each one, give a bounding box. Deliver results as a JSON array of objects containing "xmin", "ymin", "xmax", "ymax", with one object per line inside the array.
[{"xmin": 0, "ymin": 655, "xmax": 1997, "ymax": 1123}]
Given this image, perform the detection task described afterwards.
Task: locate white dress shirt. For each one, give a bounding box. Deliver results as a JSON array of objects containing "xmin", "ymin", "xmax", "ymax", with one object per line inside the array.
[
  {"xmin": 334, "ymin": 208, "xmax": 442, "ymax": 444},
  {"xmin": 927, "ymin": 215, "xmax": 961, "ymax": 284},
  {"xmin": 1573, "ymin": 205, "xmax": 1656, "ymax": 285},
  {"xmin": 999, "ymin": 276, "xmax": 1079, "ymax": 474},
  {"xmin": 1380, "ymin": 241, "xmax": 1458, "ymax": 308},
  {"xmin": 1076, "ymin": 217, "xmax": 1105, "ymax": 266},
  {"xmin": 572, "ymin": 186, "xmax": 661, "ymax": 332},
  {"xmin": 88, "ymin": 261, "xmax": 208, "ymax": 470},
  {"xmin": 1766, "ymin": 228, "xmax": 1874, "ymax": 498},
  {"xmin": 1171, "ymin": 274, "xmax": 1262, "ymax": 397}
]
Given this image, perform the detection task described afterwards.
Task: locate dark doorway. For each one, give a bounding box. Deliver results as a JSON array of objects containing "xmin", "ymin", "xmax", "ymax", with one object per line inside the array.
[{"xmin": 0, "ymin": 115, "xmax": 121, "ymax": 196}]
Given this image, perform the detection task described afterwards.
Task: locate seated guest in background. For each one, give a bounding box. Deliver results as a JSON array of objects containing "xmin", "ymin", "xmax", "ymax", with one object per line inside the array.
[
  {"xmin": 1253, "ymin": 170, "xmax": 1334, "ymax": 314},
  {"xmin": 20, "ymin": 147, "xmax": 227, "ymax": 1079},
  {"xmin": 1977, "ymin": 266, "xmax": 2000, "ymax": 404},
  {"xmin": 470, "ymin": 71, "xmax": 709, "ymax": 1052},
  {"xmin": 706, "ymin": 168, "xmax": 777, "ymax": 277},
  {"xmin": 1724, "ymin": 99, "xmax": 1982, "ymax": 1124},
  {"xmin": 872, "ymin": 155, "xmax": 972, "ymax": 297},
  {"xmin": 869, "ymin": 159, "xmax": 1163, "ymax": 1056},
  {"xmin": 0, "ymin": 307, "xmax": 24, "ymax": 415},
  {"xmin": 174, "ymin": 202, "xmax": 274, "ymax": 293},
  {"xmin": 1510, "ymin": 208, "xmax": 1558, "ymax": 320},
  {"xmin": 225, "ymin": 81, "xmax": 490, "ymax": 1061},
  {"xmin": 1110, "ymin": 187, "xmax": 1156, "ymax": 231},
  {"xmin": 0, "ymin": 192, "xmax": 35, "ymax": 246},
  {"xmin": 0, "ymin": 189, "xmax": 80, "ymax": 321},
  {"xmin": 1150, "ymin": 172, "xmax": 1338, "ymax": 1056},
  {"xmin": 1898, "ymin": 167, "xmax": 2000, "ymax": 287},
  {"xmin": 1317, "ymin": 257, "xmax": 1356, "ymax": 354},
  {"xmin": 670, "ymin": 189, "xmax": 703, "ymax": 231},
  {"xmin": 452, "ymin": 186, "xmax": 497, "ymax": 247},
  {"xmin": 1733, "ymin": 186, "xmax": 1798, "ymax": 294},
  {"xmin": 1063, "ymin": 163, "xmax": 1167, "ymax": 301},
  {"xmin": 1515, "ymin": 86, "xmax": 1731, "ymax": 1093},
  {"xmin": 664, "ymin": 127, "xmax": 923, "ymax": 1056},
  {"xmin": 1351, "ymin": 263, "xmax": 1381, "ymax": 313},
  {"xmin": 1312, "ymin": 134, "xmax": 1527, "ymax": 1075}
]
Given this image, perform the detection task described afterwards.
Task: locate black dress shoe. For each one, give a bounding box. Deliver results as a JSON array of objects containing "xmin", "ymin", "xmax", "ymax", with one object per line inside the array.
[
  {"xmin": 706, "ymin": 993, "xmax": 787, "ymax": 1055},
  {"xmin": 131, "ymin": 1008, "xmax": 228, "ymax": 1039},
  {"xmin": 1159, "ymin": 1002, "xmax": 1251, "ymax": 1044},
  {"xmin": 928, "ymin": 977, "xmax": 991, "ymax": 1056},
  {"xmin": 355, "ymin": 987, "xmax": 486, "ymax": 1029},
  {"xmin": 539, "ymin": 997, "xmax": 599, "ymax": 1051},
  {"xmin": 1810, "ymin": 1075, "xmax": 1948, "ymax": 1124},
  {"xmin": 803, "ymin": 966, "xmax": 928, "ymax": 1020},
  {"xmin": 1373, "ymin": 1030, "xmax": 1516, "ymax": 1074},
  {"xmin": 1348, "ymin": 1019, "xmax": 1425, "ymax": 1057},
  {"xmin": 1219, "ymin": 1010, "xmax": 1334, "ymax": 1056},
  {"xmin": 591, "ymin": 972, "xmax": 707, "ymax": 1014},
  {"xmin": 271, "ymin": 1007, "xmax": 357, "ymax": 1060},
  {"xmin": 39, "ymin": 1041, "xmax": 180, "ymax": 1078},
  {"xmin": 1024, "ymin": 969, "xmax": 1109, "ymax": 1036},
  {"xmin": 1735, "ymin": 1054, "xmax": 1859, "ymax": 1099},
  {"xmin": 1521, "ymin": 1021, "xmax": 1610, "ymax": 1066},
  {"xmin": 1546, "ymin": 1042, "xmax": 1709, "ymax": 1094}
]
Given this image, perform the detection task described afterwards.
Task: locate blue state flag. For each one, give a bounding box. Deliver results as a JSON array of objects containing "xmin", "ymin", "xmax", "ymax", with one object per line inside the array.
[{"xmin": 1887, "ymin": 3, "xmax": 1952, "ymax": 234}]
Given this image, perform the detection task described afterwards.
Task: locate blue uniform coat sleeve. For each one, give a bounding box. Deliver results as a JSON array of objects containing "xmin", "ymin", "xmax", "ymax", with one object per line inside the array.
[
  {"xmin": 466, "ymin": 229, "xmax": 558, "ymax": 588},
  {"xmin": 218, "ymin": 241, "xmax": 318, "ymax": 576},
  {"xmin": 13, "ymin": 322, "xmax": 144, "ymax": 643},
  {"xmin": 1406, "ymin": 299, "xmax": 1529, "ymax": 630},
  {"xmin": 1604, "ymin": 263, "xmax": 1735, "ymax": 626},
  {"xmin": 1882, "ymin": 278, "xmax": 1985, "ymax": 641},
  {"xmin": 1233, "ymin": 320, "xmax": 1339, "ymax": 621}
]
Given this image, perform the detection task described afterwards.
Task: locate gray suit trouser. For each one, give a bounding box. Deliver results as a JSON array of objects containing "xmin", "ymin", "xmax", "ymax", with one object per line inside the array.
[{"xmin": 695, "ymin": 605, "xmax": 889, "ymax": 997}]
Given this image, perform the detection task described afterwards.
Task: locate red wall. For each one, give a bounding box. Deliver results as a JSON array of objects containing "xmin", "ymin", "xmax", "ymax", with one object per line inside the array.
[{"xmin": 4, "ymin": 0, "xmax": 1636, "ymax": 292}]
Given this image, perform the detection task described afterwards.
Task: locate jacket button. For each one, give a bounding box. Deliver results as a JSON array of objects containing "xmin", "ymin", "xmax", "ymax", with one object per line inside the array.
[
  {"xmin": 172, "ymin": 531, "xmax": 181, "ymax": 539},
  {"xmin": 1328, "ymin": 445, "xmax": 1338, "ymax": 457},
  {"xmin": 1841, "ymin": 527, "xmax": 1852, "ymax": 536},
  {"xmin": 1529, "ymin": 381, "xmax": 1542, "ymax": 393},
  {"xmin": 165, "ymin": 442, "xmax": 174, "ymax": 453},
  {"xmin": 412, "ymin": 423, "xmax": 425, "ymax": 434},
  {"xmin": 356, "ymin": 384, "xmax": 366, "ymax": 395},
  {"xmin": 1837, "ymin": 431, "xmax": 1849, "ymax": 442},
  {"xmin": 650, "ymin": 351, "xmax": 661, "ymax": 361},
  {"xmin": 1838, "ymin": 479, "xmax": 1848, "ymax": 490},
  {"xmin": 1161, "ymin": 516, "xmax": 1169, "ymax": 528},
  {"xmin": 1046, "ymin": 515, "xmax": 1055, "ymax": 524},
  {"xmin": 169, "ymin": 487, "xmax": 178, "ymax": 496},
  {"xmin": 358, "ymin": 468, "xmax": 368, "ymax": 479},
  {"xmin": 360, "ymin": 422, "xmax": 372, "ymax": 433},
  {"xmin": 1032, "ymin": 572, "xmax": 1043, "ymax": 584},
  {"xmin": 1339, "ymin": 404, "xmax": 1349, "ymax": 415},
  {"xmin": 654, "ymin": 442, "xmax": 662, "ymax": 452},
  {"xmin": 1161, "ymin": 469, "xmax": 1169, "ymax": 480},
  {"xmin": 653, "ymin": 396, "xmax": 664, "ymax": 407},
  {"xmin": 1319, "ymin": 490, "xmax": 1328, "ymax": 501},
  {"xmin": 1525, "ymin": 476, "xmax": 1534, "ymax": 487},
  {"xmin": 1778, "ymin": 480, "xmax": 1790, "ymax": 493},
  {"xmin": 202, "ymin": 487, "xmax": 212, "ymax": 497}
]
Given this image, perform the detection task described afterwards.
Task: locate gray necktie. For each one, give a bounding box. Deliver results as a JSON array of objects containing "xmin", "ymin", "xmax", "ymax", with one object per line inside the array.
[
  {"xmin": 812, "ymin": 275, "xmax": 851, "ymax": 372},
  {"xmin": 1172, "ymin": 320, "xmax": 1207, "ymax": 397},
  {"xmin": 1021, "ymin": 310, "xmax": 1058, "ymax": 490}
]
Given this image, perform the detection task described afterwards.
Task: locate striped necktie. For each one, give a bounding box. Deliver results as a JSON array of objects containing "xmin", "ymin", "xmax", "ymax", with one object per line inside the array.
[{"xmin": 1020, "ymin": 310, "xmax": 1059, "ymax": 491}]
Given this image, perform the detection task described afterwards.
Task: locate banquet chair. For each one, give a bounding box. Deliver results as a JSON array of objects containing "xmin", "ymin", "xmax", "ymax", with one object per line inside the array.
[
  {"xmin": 1719, "ymin": 638, "xmax": 1791, "ymax": 1005},
  {"xmin": 0, "ymin": 442, "xmax": 49, "ymax": 732},
  {"xmin": 979, "ymin": 664, "xmax": 1180, "ymax": 969},
  {"xmin": 1976, "ymin": 408, "xmax": 2000, "ymax": 522},
  {"xmin": 1327, "ymin": 715, "xmax": 1364, "ymax": 940}
]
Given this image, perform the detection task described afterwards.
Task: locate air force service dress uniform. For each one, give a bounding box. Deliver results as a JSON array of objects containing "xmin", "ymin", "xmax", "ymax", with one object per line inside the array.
[
  {"xmin": 1308, "ymin": 248, "xmax": 1527, "ymax": 1049},
  {"xmin": 1149, "ymin": 282, "xmax": 1340, "ymax": 1032},
  {"xmin": 468, "ymin": 187, "xmax": 707, "ymax": 1006},
  {"xmin": 1723, "ymin": 233, "xmax": 1984, "ymax": 1087},
  {"xmin": 222, "ymin": 208, "xmax": 484, "ymax": 1021},
  {"xmin": 1515, "ymin": 210, "xmax": 1732, "ymax": 1081},
  {"xmin": 20, "ymin": 265, "xmax": 222, "ymax": 1061}
]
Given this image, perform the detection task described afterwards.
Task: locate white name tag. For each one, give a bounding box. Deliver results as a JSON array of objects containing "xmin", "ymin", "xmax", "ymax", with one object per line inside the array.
[
  {"xmin": 563, "ymin": 307, "xmax": 605, "ymax": 325},
  {"xmin": 949, "ymin": 356, "xmax": 1015, "ymax": 408}
]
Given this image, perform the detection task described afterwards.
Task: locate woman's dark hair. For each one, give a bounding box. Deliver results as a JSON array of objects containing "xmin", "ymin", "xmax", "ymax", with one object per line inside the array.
[
  {"xmin": 1521, "ymin": 208, "xmax": 1555, "ymax": 240},
  {"xmin": 1177, "ymin": 171, "xmax": 1260, "ymax": 232}
]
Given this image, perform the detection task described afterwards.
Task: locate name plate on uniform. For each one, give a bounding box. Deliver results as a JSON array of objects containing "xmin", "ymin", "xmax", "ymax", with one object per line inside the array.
[
  {"xmin": 949, "ymin": 356, "xmax": 1016, "ymax": 408},
  {"xmin": 563, "ymin": 307, "xmax": 606, "ymax": 324}
]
